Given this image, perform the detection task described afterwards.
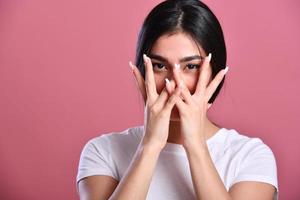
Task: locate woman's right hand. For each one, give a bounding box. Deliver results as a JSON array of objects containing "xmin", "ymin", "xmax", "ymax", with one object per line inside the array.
[{"xmin": 129, "ymin": 54, "xmax": 182, "ymax": 150}]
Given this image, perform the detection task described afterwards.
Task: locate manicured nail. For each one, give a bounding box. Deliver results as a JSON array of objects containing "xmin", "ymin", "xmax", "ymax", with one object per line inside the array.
[
  {"xmin": 143, "ymin": 54, "xmax": 148, "ymax": 63},
  {"xmin": 207, "ymin": 53, "xmax": 212, "ymax": 62},
  {"xmin": 223, "ymin": 66, "xmax": 229, "ymax": 75},
  {"xmin": 144, "ymin": 54, "xmax": 151, "ymax": 63},
  {"xmin": 175, "ymin": 63, "xmax": 180, "ymax": 70},
  {"xmin": 129, "ymin": 61, "xmax": 134, "ymax": 71},
  {"xmin": 143, "ymin": 54, "xmax": 147, "ymax": 62},
  {"xmin": 165, "ymin": 78, "xmax": 170, "ymax": 86}
]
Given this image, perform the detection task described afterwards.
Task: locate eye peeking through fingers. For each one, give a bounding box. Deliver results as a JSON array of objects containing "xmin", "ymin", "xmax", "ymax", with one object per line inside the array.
[
  {"xmin": 152, "ymin": 62, "xmax": 201, "ymax": 72},
  {"xmin": 186, "ymin": 64, "xmax": 200, "ymax": 70},
  {"xmin": 152, "ymin": 63, "xmax": 167, "ymax": 71}
]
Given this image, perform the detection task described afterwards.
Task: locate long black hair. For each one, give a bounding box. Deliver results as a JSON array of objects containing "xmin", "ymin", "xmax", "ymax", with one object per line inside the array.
[{"xmin": 135, "ymin": 0, "xmax": 227, "ymax": 104}]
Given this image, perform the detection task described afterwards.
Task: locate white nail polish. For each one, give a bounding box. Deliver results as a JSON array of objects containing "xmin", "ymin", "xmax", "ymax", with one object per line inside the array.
[
  {"xmin": 165, "ymin": 78, "xmax": 170, "ymax": 86},
  {"xmin": 207, "ymin": 53, "xmax": 212, "ymax": 62},
  {"xmin": 129, "ymin": 61, "xmax": 134, "ymax": 70},
  {"xmin": 143, "ymin": 54, "xmax": 148, "ymax": 63},
  {"xmin": 175, "ymin": 63, "xmax": 180, "ymax": 70},
  {"xmin": 223, "ymin": 66, "xmax": 229, "ymax": 75}
]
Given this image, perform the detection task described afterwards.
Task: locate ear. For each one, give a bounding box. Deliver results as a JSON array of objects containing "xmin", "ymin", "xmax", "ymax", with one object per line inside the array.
[{"xmin": 130, "ymin": 62, "xmax": 147, "ymax": 104}]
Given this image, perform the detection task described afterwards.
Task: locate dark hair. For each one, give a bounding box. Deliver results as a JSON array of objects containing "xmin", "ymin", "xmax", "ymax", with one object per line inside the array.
[{"xmin": 135, "ymin": 0, "xmax": 227, "ymax": 104}]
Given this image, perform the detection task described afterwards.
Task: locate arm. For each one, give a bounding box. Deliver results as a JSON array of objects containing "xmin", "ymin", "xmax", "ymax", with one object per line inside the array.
[
  {"xmin": 169, "ymin": 52, "xmax": 276, "ymax": 200},
  {"xmin": 78, "ymin": 175, "xmax": 118, "ymax": 200},
  {"xmin": 185, "ymin": 142, "xmax": 231, "ymax": 200},
  {"xmin": 78, "ymin": 142, "xmax": 161, "ymax": 200},
  {"xmin": 108, "ymin": 142, "xmax": 161, "ymax": 200},
  {"xmin": 107, "ymin": 55, "xmax": 181, "ymax": 199},
  {"xmin": 77, "ymin": 54, "xmax": 181, "ymax": 200},
  {"xmin": 185, "ymin": 143, "xmax": 276, "ymax": 200}
]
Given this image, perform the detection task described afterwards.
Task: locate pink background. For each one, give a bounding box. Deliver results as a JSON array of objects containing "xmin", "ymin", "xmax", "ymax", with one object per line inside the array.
[{"xmin": 0, "ymin": 0, "xmax": 299, "ymax": 199}]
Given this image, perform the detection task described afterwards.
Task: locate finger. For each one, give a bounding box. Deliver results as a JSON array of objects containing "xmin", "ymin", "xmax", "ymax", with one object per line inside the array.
[
  {"xmin": 165, "ymin": 79, "xmax": 187, "ymax": 107},
  {"xmin": 173, "ymin": 63, "xmax": 193, "ymax": 104},
  {"xmin": 165, "ymin": 78, "xmax": 172, "ymax": 95},
  {"xmin": 143, "ymin": 54, "xmax": 157, "ymax": 103},
  {"xmin": 207, "ymin": 103, "xmax": 212, "ymax": 109},
  {"xmin": 129, "ymin": 61, "xmax": 147, "ymax": 103},
  {"xmin": 161, "ymin": 85, "xmax": 182, "ymax": 115},
  {"xmin": 154, "ymin": 81, "xmax": 170, "ymax": 111},
  {"xmin": 165, "ymin": 78, "xmax": 176, "ymax": 95},
  {"xmin": 195, "ymin": 53, "xmax": 212, "ymax": 98},
  {"xmin": 204, "ymin": 66, "xmax": 228, "ymax": 103},
  {"xmin": 174, "ymin": 91, "xmax": 186, "ymax": 114}
]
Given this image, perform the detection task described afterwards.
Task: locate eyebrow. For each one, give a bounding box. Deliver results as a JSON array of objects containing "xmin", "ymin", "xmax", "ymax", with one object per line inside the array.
[{"xmin": 148, "ymin": 53, "xmax": 203, "ymax": 63}]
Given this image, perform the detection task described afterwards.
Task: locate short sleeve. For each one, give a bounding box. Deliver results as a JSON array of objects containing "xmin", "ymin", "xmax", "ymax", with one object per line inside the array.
[
  {"xmin": 76, "ymin": 135, "xmax": 119, "ymax": 189},
  {"xmin": 230, "ymin": 140, "xmax": 279, "ymax": 200}
]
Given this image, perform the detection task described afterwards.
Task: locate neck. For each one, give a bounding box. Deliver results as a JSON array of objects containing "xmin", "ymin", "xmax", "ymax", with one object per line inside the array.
[{"xmin": 167, "ymin": 118, "xmax": 220, "ymax": 145}]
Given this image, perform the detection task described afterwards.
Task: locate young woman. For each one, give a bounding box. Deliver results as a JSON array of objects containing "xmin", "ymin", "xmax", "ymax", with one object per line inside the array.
[{"xmin": 76, "ymin": 0, "xmax": 278, "ymax": 199}]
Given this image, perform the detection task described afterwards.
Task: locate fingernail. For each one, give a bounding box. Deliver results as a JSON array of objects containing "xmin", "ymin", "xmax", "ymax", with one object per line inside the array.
[
  {"xmin": 143, "ymin": 54, "xmax": 147, "ymax": 63},
  {"xmin": 223, "ymin": 66, "xmax": 229, "ymax": 75},
  {"xmin": 129, "ymin": 61, "xmax": 134, "ymax": 71},
  {"xmin": 207, "ymin": 53, "xmax": 212, "ymax": 62},
  {"xmin": 165, "ymin": 78, "xmax": 170, "ymax": 86},
  {"xmin": 174, "ymin": 63, "xmax": 180, "ymax": 70}
]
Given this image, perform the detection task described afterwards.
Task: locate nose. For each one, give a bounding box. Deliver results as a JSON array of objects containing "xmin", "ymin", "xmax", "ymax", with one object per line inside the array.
[
  {"xmin": 165, "ymin": 65, "xmax": 183, "ymax": 91},
  {"xmin": 168, "ymin": 63, "xmax": 180, "ymax": 78},
  {"xmin": 165, "ymin": 69, "xmax": 176, "ymax": 86}
]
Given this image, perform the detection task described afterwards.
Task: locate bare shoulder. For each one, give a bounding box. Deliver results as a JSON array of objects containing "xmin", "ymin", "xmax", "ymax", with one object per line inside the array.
[
  {"xmin": 229, "ymin": 181, "xmax": 276, "ymax": 200},
  {"xmin": 78, "ymin": 175, "xmax": 119, "ymax": 200}
]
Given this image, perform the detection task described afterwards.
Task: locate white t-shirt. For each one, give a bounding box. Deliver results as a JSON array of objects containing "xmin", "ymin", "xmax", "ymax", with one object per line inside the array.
[{"xmin": 76, "ymin": 125, "xmax": 279, "ymax": 199}]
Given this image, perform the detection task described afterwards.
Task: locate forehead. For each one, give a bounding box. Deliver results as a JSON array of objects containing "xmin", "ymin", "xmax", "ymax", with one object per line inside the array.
[{"xmin": 150, "ymin": 32, "xmax": 205, "ymax": 58}]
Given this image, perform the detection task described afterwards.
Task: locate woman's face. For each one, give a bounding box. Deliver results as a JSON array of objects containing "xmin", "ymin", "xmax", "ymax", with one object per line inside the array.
[{"xmin": 148, "ymin": 32, "xmax": 209, "ymax": 121}]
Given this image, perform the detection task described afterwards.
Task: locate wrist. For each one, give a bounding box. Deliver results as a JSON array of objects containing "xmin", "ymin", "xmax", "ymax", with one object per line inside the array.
[
  {"xmin": 183, "ymin": 140, "xmax": 208, "ymax": 155},
  {"xmin": 139, "ymin": 138, "xmax": 165, "ymax": 153}
]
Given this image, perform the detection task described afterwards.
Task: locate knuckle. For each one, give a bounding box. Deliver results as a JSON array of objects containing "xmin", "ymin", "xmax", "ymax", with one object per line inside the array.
[{"xmin": 149, "ymin": 104, "xmax": 160, "ymax": 115}]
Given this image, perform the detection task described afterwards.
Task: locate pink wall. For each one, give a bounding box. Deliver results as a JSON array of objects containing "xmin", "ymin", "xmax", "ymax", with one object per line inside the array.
[{"xmin": 0, "ymin": 0, "xmax": 299, "ymax": 199}]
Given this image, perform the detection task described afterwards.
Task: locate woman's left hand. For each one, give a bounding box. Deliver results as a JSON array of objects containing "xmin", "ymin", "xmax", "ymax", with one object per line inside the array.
[{"xmin": 166, "ymin": 53, "xmax": 228, "ymax": 148}]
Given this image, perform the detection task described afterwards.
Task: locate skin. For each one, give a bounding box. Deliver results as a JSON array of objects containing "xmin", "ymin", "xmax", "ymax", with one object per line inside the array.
[
  {"xmin": 77, "ymin": 31, "xmax": 276, "ymax": 200},
  {"xmin": 145, "ymin": 31, "xmax": 221, "ymax": 146}
]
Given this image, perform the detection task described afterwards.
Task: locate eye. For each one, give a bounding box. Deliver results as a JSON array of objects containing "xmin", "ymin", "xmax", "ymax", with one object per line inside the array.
[
  {"xmin": 186, "ymin": 64, "xmax": 200, "ymax": 70},
  {"xmin": 152, "ymin": 63, "xmax": 167, "ymax": 71}
]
